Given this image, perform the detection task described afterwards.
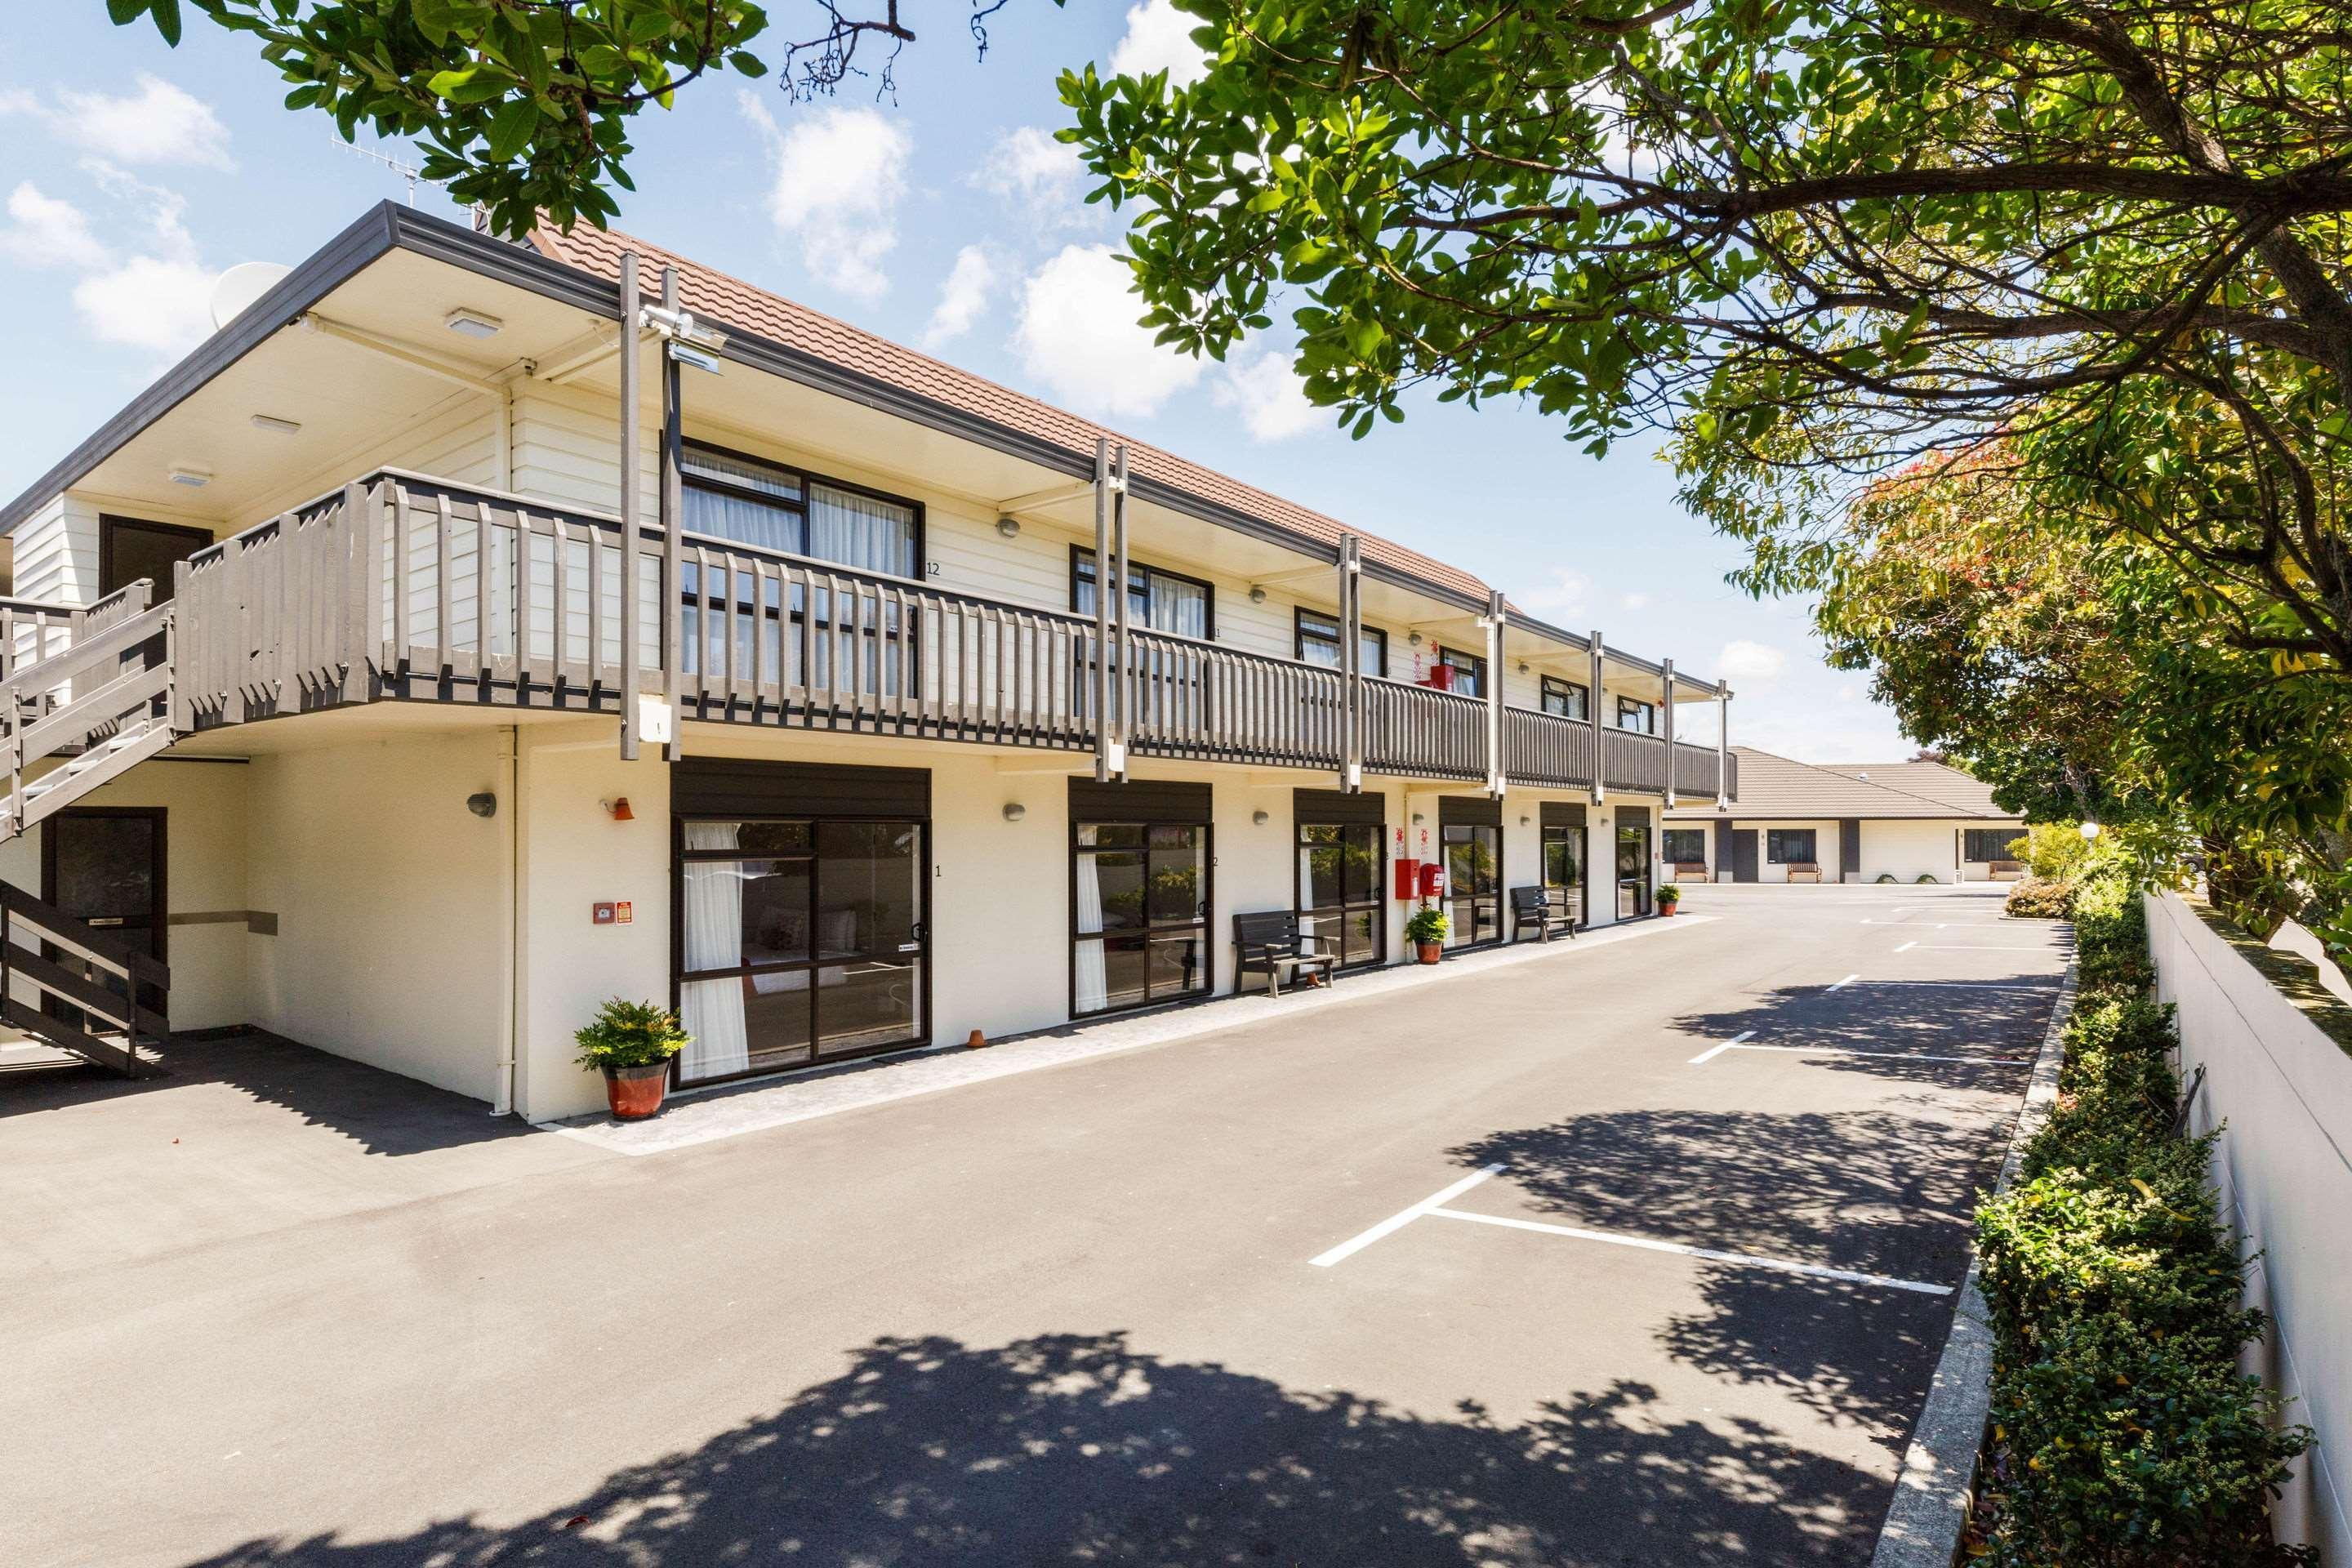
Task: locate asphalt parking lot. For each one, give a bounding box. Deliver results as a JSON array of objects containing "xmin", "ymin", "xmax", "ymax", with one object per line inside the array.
[{"xmin": 1, "ymin": 884, "xmax": 2069, "ymax": 1567}]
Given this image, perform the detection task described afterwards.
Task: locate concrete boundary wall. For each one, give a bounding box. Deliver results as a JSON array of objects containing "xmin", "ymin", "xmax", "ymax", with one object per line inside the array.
[{"xmin": 2148, "ymin": 890, "xmax": 2352, "ymax": 1562}]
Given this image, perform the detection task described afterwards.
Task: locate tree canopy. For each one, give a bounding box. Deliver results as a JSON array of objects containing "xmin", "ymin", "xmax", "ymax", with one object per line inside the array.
[
  {"xmin": 105, "ymin": 0, "xmax": 1031, "ymax": 236},
  {"xmin": 1056, "ymin": 0, "xmax": 2351, "ymax": 947}
]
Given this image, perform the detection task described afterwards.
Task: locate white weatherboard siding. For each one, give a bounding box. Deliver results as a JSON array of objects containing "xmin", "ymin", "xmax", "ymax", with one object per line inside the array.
[
  {"xmin": 2148, "ymin": 892, "xmax": 2352, "ymax": 1563},
  {"xmin": 243, "ymin": 729, "xmax": 512, "ymax": 1103}
]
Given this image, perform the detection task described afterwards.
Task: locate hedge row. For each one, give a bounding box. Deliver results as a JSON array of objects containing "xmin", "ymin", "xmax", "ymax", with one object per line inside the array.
[{"xmin": 1970, "ymin": 858, "xmax": 2314, "ymax": 1566}]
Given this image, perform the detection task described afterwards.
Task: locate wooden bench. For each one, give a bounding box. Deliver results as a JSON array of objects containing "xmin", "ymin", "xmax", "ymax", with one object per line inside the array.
[
  {"xmin": 1508, "ymin": 885, "xmax": 1579, "ymax": 942},
  {"xmin": 1232, "ymin": 911, "xmax": 1339, "ymax": 998},
  {"xmin": 1672, "ymin": 860, "xmax": 1710, "ymax": 884},
  {"xmin": 1989, "ymin": 859, "xmax": 2027, "ymax": 882},
  {"xmin": 1784, "ymin": 862, "xmax": 1824, "ymax": 884}
]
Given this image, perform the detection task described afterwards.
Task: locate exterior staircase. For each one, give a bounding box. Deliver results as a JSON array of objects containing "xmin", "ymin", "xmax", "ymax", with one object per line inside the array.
[{"xmin": 0, "ymin": 582, "xmax": 179, "ymax": 1075}]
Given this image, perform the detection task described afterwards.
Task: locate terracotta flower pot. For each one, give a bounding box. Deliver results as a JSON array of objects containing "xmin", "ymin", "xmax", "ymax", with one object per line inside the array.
[
  {"xmin": 1415, "ymin": 941, "xmax": 1443, "ymax": 964},
  {"xmin": 604, "ymin": 1061, "xmax": 671, "ymax": 1120},
  {"xmin": 1660, "ymin": 901, "xmax": 1679, "ymax": 917}
]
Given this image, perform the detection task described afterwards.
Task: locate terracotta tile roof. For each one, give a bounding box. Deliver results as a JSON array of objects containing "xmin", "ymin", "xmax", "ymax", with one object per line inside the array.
[
  {"xmin": 526, "ymin": 221, "xmax": 1490, "ymax": 603},
  {"xmin": 1668, "ymin": 747, "xmax": 2017, "ymax": 820}
]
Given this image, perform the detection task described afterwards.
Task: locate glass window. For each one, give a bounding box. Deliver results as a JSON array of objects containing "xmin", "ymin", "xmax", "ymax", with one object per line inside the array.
[
  {"xmin": 1541, "ymin": 823, "xmax": 1584, "ymax": 924},
  {"xmin": 1663, "ymin": 828, "xmax": 1708, "ymax": 864},
  {"xmin": 101, "ymin": 516, "xmax": 212, "ymax": 606},
  {"xmin": 1429, "ymin": 645, "xmax": 1485, "ymax": 697},
  {"xmin": 1964, "ymin": 828, "xmax": 2020, "ymax": 862},
  {"xmin": 1073, "ymin": 550, "xmax": 1214, "ymax": 639},
  {"xmin": 1295, "ymin": 609, "xmax": 1389, "ymax": 678},
  {"xmin": 1766, "ymin": 828, "xmax": 1818, "ymax": 864},
  {"xmin": 1074, "ymin": 819, "xmax": 1209, "ymax": 1015},
  {"xmin": 1616, "ymin": 697, "xmax": 1657, "ymax": 733},
  {"xmin": 680, "ymin": 444, "xmax": 918, "ymax": 578},
  {"xmin": 1539, "ymin": 675, "xmax": 1588, "ymax": 719}
]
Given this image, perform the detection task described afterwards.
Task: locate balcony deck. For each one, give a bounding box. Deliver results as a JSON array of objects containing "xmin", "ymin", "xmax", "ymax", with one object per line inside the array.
[{"xmin": 167, "ymin": 473, "xmax": 1733, "ymax": 801}]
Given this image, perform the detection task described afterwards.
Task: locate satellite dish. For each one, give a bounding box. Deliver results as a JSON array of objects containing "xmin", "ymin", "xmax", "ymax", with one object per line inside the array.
[{"xmin": 210, "ymin": 261, "xmax": 293, "ymax": 329}]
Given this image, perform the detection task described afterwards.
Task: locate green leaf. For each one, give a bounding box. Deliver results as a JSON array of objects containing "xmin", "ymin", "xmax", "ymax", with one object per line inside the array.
[{"xmin": 486, "ymin": 96, "xmax": 538, "ymax": 163}]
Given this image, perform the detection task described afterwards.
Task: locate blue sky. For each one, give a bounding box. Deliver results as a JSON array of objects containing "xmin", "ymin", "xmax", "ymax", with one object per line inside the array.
[{"xmin": 0, "ymin": 2, "xmax": 1913, "ymax": 760}]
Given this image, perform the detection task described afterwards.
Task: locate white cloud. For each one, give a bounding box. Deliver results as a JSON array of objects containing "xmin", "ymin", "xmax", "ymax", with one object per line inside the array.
[
  {"xmin": 1212, "ymin": 347, "xmax": 1323, "ymax": 441},
  {"xmin": 1620, "ymin": 590, "xmax": 1652, "ymax": 612},
  {"xmin": 1517, "ymin": 568, "xmax": 1591, "ymax": 618},
  {"xmin": 73, "ymin": 253, "xmax": 216, "ymax": 353},
  {"xmin": 922, "ymin": 244, "xmax": 998, "ymax": 349},
  {"xmin": 1108, "ymin": 0, "xmax": 1214, "ymax": 88},
  {"xmin": 1011, "ymin": 243, "xmax": 1204, "ymax": 416},
  {"xmin": 0, "ymin": 183, "xmax": 112, "ymax": 270},
  {"xmin": 973, "ymin": 126, "xmax": 1089, "ymax": 227},
  {"xmin": 741, "ymin": 95, "xmax": 912, "ymax": 301},
  {"xmin": 1717, "ymin": 639, "xmax": 1788, "ymax": 684},
  {"xmin": 51, "ymin": 74, "xmax": 234, "ymax": 170}
]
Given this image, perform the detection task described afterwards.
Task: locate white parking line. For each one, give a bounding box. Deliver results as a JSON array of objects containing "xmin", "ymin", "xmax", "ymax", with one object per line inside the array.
[
  {"xmin": 1309, "ymin": 1165, "xmax": 1507, "ymax": 1268},
  {"xmin": 1829, "ymin": 973, "xmax": 1861, "ymax": 990},
  {"xmin": 1423, "ymin": 1208, "xmax": 1953, "ymax": 1296},
  {"xmin": 1913, "ymin": 944, "xmax": 2065, "ymax": 952},
  {"xmin": 1894, "ymin": 940, "xmax": 1918, "ymax": 952},
  {"xmin": 1686, "ymin": 1030, "xmax": 1756, "ymax": 1065}
]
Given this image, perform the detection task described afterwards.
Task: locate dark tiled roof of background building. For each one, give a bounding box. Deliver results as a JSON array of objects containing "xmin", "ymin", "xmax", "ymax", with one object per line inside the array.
[{"xmin": 1669, "ymin": 747, "xmax": 2015, "ymax": 819}]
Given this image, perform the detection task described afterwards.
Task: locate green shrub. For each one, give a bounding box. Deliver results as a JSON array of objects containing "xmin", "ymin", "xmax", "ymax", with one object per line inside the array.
[
  {"xmin": 1403, "ymin": 905, "xmax": 1450, "ymax": 945},
  {"xmin": 2011, "ymin": 823, "xmax": 2093, "ymax": 882},
  {"xmin": 1916, "ymin": 872, "xmax": 1941, "ymax": 884},
  {"xmin": 2007, "ymin": 877, "xmax": 2078, "ymax": 920},
  {"xmin": 574, "ymin": 997, "xmax": 690, "ymax": 1071},
  {"xmin": 1876, "ymin": 872, "xmax": 1898, "ymax": 884},
  {"xmin": 1969, "ymin": 851, "xmax": 2314, "ymax": 1563},
  {"xmin": 1984, "ymin": 1312, "xmax": 2314, "ymax": 1566}
]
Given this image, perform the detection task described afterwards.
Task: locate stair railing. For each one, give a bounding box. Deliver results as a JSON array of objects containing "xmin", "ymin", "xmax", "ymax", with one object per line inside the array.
[{"xmin": 0, "ymin": 882, "xmax": 170, "ymax": 1076}]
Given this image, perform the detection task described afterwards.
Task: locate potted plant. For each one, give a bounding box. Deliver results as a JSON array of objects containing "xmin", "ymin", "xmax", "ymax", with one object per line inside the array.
[
  {"xmin": 575, "ymin": 998, "xmax": 691, "ymax": 1120},
  {"xmin": 1403, "ymin": 904, "xmax": 1449, "ymax": 964},
  {"xmin": 1658, "ymin": 883, "xmax": 1682, "ymax": 916}
]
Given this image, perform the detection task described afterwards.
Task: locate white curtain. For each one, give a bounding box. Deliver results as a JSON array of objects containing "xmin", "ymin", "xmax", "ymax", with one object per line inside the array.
[
  {"xmin": 1147, "ymin": 576, "xmax": 1207, "ymax": 638},
  {"xmin": 808, "ymin": 483, "xmax": 915, "ymax": 576},
  {"xmin": 678, "ymin": 822, "xmax": 751, "ymax": 1081},
  {"xmin": 1073, "ymin": 826, "xmax": 1108, "ymax": 1013}
]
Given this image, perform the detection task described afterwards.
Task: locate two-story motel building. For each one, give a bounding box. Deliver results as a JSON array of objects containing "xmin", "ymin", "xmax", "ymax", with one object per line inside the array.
[{"xmin": 0, "ymin": 205, "xmax": 1737, "ymax": 1120}]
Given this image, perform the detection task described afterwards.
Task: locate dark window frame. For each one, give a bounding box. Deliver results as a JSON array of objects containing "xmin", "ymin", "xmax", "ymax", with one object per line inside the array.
[
  {"xmin": 1539, "ymin": 675, "xmax": 1589, "ymax": 719},
  {"xmin": 669, "ymin": 812, "xmax": 933, "ymax": 1088},
  {"xmin": 679, "ymin": 437, "xmax": 927, "ymax": 580},
  {"xmin": 1432, "ymin": 644, "xmax": 1487, "ymax": 697},
  {"xmin": 1964, "ymin": 827, "xmax": 2020, "ymax": 862},
  {"xmin": 1068, "ymin": 814, "xmax": 1216, "ymax": 1018},
  {"xmin": 1293, "ymin": 816, "xmax": 1387, "ymax": 971},
  {"xmin": 1540, "ymin": 822, "xmax": 1588, "ymax": 928},
  {"xmin": 1615, "ymin": 695, "xmax": 1658, "ymax": 733},
  {"xmin": 1440, "ymin": 818, "xmax": 1504, "ymax": 950},
  {"xmin": 1293, "ymin": 606, "xmax": 1389, "ymax": 679},
  {"xmin": 1663, "ymin": 827, "xmax": 1708, "ymax": 865},
  {"xmin": 1068, "ymin": 544, "xmax": 1218, "ymax": 640},
  {"xmin": 1766, "ymin": 827, "xmax": 1818, "ymax": 864}
]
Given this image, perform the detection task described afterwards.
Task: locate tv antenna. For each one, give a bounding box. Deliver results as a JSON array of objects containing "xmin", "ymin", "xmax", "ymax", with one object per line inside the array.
[{"xmin": 335, "ymin": 138, "xmax": 437, "ymax": 206}]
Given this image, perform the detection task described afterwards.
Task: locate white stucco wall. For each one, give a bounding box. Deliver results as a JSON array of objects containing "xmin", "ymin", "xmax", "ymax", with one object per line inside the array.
[
  {"xmin": 2148, "ymin": 892, "xmax": 2352, "ymax": 1562},
  {"xmin": 242, "ymin": 728, "xmax": 511, "ymax": 1102}
]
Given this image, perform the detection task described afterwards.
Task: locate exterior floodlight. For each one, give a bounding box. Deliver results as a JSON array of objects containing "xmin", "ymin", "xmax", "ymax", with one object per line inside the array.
[
  {"xmin": 639, "ymin": 305, "xmax": 728, "ymax": 353},
  {"xmin": 2080, "ymin": 821, "xmax": 2102, "ymax": 841}
]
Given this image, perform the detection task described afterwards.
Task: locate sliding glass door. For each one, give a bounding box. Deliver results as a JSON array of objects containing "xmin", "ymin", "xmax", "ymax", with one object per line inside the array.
[
  {"xmin": 1071, "ymin": 821, "xmax": 1210, "ymax": 1015},
  {"xmin": 1442, "ymin": 822, "xmax": 1502, "ymax": 949},
  {"xmin": 1616, "ymin": 810, "xmax": 1653, "ymax": 919},
  {"xmin": 675, "ymin": 817, "xmax": 926, "ymax": 1085},
  {"xmin": 1542, "ymin": 822, "xmax": 1585, "ymax": 927},
  {"xmin": 1297, "ymin": 821, "xmax": 1383, "ymax": 969}
]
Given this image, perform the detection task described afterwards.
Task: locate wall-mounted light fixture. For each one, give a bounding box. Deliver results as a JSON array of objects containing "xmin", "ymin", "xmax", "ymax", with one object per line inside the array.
[
  {"xmin": 1248, "ymin": 586, "xmax": 1267, "ymax": 604},
  {"xmin": 996, "ymin": 516, "xmax": 1021, "ymax": 539},
  {"xmin": 1517, "ymin": 662, "xmax": 1530, "ymax": 675},
  {"xmin": 602, "ymin": 797, "xmax": 635, "ymax": 822},
  {"xmin": 1520, "ymin": 814, "xmax": 1531, "ymax": 826},
  {"xmin": 466, "ymin": 791, "xmax": 497, "ymax": 819},
  {"xmin": 1252, "ymin": 809, "xmax": 1270, "ymax": 826},
  {"xmin": 1411, "ymin": 812, "xmax": 1426, "ymax": 826},
  {"xmin": 1407, "ymin": 631, "xmax": 1423, "ymax": 647},
  {"xmin": 1003, "ymin": 803, "xmax": 1027, "ymax": 822}
]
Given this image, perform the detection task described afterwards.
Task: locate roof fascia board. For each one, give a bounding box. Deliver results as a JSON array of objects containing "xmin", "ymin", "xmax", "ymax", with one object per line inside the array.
[{"xmin": 0, "ymin": 202, "xmax": 405, "ymax": 536}]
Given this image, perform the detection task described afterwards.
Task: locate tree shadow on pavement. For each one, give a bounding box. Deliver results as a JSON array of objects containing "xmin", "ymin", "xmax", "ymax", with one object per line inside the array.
[
  {"xmin": 184, "ymin": 1331, "xmax": 1882, "ymax": 1567},
  {"xmin": 1672, "ymin": 976, "xmax": 2059, "ymax": 1066},
  {"xmin": 1453, "ymin": 1106, "xmax": 2000, "ymax": 1441}
]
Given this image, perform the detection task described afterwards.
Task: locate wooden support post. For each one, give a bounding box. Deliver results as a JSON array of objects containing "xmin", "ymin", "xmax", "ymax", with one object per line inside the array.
[
  {"xmin": 1719, "ymin": 688, "xmax": 1734, "ymax": 803},
  {"xmin": 660, "ymin": 266, "xmax": 685, "ymax": 760},
  {"xmin": 1486, "ymin": 590, "xmax": 1507, "ymax": 797},
  {"xmin": 618, "ymin": 252, "xmax": 643, "ymax": 760},
  {"xmin": 1111, "ymin": 443, "xmax": 1131, "ymax": 780},
  {"xmin": 1339, "ymin": 533, "xmax": 1362, "ymax": 791},
  {"xmin": 1091, "ymin": 437, "xmax": 1111, "ymax": 782},
  {"xmin": 1662, "ymin": 657, "xmax": 1677, "ymax": 807},
  {"xmin": 1589, "ymin": 628, "xmax": 1606, "ymax": 803}
]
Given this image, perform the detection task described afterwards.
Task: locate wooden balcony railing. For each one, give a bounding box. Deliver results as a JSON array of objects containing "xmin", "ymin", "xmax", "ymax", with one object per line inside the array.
[{"xmin": 164, "ymin": 471, "xmax": 1736, "ymax": 801}]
